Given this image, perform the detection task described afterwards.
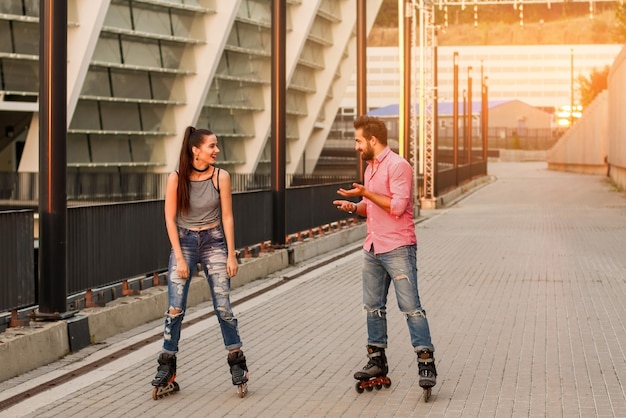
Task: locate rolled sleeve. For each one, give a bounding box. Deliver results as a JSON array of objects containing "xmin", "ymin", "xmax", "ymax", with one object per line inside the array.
[{"xmin": 388, "ymin": 162, "xmax": 412, "ymax": 217}]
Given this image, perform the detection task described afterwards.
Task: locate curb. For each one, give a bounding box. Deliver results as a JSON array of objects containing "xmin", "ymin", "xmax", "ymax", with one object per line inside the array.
[{"xmin": 0, "ymin": 221, "xmax": 367, "ymax": 383}]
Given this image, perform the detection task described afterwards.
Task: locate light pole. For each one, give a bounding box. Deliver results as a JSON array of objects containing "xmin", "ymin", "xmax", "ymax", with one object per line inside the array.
[{"xmin": 570, "ymin": 48, "xmax": 574, "ymax": 127}]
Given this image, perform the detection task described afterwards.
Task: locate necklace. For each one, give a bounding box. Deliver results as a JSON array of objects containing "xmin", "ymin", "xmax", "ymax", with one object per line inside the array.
[{"xmin": 192, "ymin": 164, "xmax": 210, "ymax": 173}]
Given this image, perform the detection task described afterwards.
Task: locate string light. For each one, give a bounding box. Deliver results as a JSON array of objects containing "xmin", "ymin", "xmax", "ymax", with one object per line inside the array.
[{"xmin": 474, "ymin": 3, "xmax": 478, "ymax": 27}]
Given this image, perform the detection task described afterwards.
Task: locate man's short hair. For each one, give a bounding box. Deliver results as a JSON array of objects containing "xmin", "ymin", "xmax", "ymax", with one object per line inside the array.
[{"xmin": 353, "ymin": 115, "xmax": 388, "ymax": 146}]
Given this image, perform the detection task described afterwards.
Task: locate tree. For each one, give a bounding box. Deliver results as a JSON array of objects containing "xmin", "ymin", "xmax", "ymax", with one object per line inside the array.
[
  {"xmin": 612, "ymin": 3, "xmax": 626, "ymax": 43},
  {"xmin": 577, "ymin": 66, "xmax": 610, "ymax": 107}
]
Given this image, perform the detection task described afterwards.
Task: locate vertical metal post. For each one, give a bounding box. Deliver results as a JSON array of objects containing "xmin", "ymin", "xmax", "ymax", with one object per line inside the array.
[
  {"xmin": 432, "ymin": 43, "xmax": 438, "ymax": 196},
  {"xmin": 398, "ymin": 0, "xmax": 411, "ymax": 161},
  {"xmin": 271, "ymin": 0, "xmax": 286, "ymax": 246},
  {"xmin": 38, "ymin": 0, "xmax": 69, "ymax": 317},
  {"xmin": 452, "ymin": 52, "xmax": 458, "ymax": 185},
  {"xmin": 356, "ymin": 0, "xmax": 366, "ymax": 182},
  {"xmin": 482, "ymin": 76, "xmax": 488, "ymax": 161},
  {"xmin": 467, "ymin": 66, "xmax": 472, "ymax": 167},
  {"xmin": 570, "ymin": 48, "xmax": 574, "ymax": 127},
  {"xmin": 462, "ymin": 89, "xmax": 466, "ymax": 163}
]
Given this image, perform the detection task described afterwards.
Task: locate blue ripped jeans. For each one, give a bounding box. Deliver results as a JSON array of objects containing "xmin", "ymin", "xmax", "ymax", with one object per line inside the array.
[
  {"xmin": 362, "ymin": 244, "xmax": 434, "ymax": 351},
  {"xmin": 161, "ymin": 225, "xmax": 242, "ymax": 354}
]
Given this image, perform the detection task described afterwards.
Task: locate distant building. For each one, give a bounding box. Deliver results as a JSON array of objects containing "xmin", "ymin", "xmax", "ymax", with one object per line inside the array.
[{"xmin": 341, "ymin": 44, "xmax": 623, "ymax": 111}]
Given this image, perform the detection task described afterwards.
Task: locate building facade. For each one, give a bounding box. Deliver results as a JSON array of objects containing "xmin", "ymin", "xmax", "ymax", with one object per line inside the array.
[{"xmin": 0, "ymin": 0, "xmax": 382, "ymax": 175}]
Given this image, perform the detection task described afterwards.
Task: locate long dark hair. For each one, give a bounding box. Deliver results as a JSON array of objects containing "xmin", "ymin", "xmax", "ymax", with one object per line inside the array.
[{"xmin": 177, "ymin": 126, "xmax": 214, "ymax": 214}]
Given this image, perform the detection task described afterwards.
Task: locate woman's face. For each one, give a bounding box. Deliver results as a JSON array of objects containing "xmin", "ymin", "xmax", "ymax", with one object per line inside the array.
[{"xmin": 193, "ymin": 134, "xmax": 220, "ymax": 166}]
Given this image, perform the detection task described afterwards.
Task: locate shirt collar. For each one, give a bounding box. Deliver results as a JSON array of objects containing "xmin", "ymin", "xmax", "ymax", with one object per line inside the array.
[{"xmin": 372, "ymin": 146, "xmax": 391, "ymax": 166}]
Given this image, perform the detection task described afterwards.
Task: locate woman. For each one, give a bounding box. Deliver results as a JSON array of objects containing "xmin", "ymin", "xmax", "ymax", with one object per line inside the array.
[{"xmin": 151, "ymin": 126, "xmax": 248, "ymax": 399}]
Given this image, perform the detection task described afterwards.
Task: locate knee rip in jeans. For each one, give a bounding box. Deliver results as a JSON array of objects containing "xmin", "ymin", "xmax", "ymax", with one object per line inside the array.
[
  {"xmin": 166, "ymin": 307, "xmax": 184, "ymax": 317},
  {"xmin": 364, "ymin": 306, "xmax": 386, "ymax": 317},
  {"xmin": 216, "ymin": 306, "xmax": 235, "ymax": 321},
  {"xmin": 403, "ymin": 309, "xmax": 427, "ymax": 319},
  {"xmin": 393, "ymin": 274, "xmax": 409, "ymax": 281}
]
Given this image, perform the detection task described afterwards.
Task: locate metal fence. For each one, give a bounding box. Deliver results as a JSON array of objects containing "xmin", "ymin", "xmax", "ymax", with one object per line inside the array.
[
  {"xmin": 0, "ymin": 171, "xmax": 357, "ymax": 203},
  {"xmin": 0, "ymin": 182, "xmax": 352, "ymax": 313},
  {"xmin": 0, "ymin": 210, "xmax": 35, "ymax": 311}
]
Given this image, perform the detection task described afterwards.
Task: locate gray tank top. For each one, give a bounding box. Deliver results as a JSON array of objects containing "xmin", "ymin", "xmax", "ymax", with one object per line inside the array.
[{"xmin": 177, "ymin": 169, "xmax": 221, "ymax": 229}]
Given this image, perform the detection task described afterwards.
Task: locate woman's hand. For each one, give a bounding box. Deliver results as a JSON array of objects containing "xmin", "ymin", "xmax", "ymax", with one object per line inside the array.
[
  {"xmin": 227, "ymin": 254, "xmax": 239, "ymax": 278},
  {"xmin": 176, "ymin": 258, "xmax": 189, "ymax": 280}
]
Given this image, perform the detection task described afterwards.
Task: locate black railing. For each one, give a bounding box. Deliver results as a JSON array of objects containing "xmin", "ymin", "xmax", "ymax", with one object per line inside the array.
[
  {"xmin": 0, "ymin": 210, "xmax": 35, "ymax": 311},
  {"xmin": 0, "ymin": 182, "xmax": 353, "ymax": 313},
  {"xmin": 0, "ymin": 171, "xmax": 357, "ymax": 204}
]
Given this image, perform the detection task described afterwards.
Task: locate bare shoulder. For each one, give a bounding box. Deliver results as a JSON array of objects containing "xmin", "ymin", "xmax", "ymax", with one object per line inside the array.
[{"xmin": 167, "ymin": 171, "xmax": 179, "ymax": 182}]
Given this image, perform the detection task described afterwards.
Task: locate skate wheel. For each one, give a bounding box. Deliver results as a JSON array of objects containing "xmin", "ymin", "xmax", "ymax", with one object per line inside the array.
[
  {"xmin": 355, "ymin": 382, "xmax": 364, "ymax": 393},
  {"xmin": 237, "ymin": 382, "xmax": 248, "ymax": 398},
  {"xmin": 365, "ymin": 385, "xmax": 373, "ymax": 392},
  {"xmin": 423, "ymin": 387, "xmax": 432, "ymax": 402},
  {"xmin": 375, "ymin": 384, "xmax": 382, "ymax": 390},
  {"xmin": 173, "ymin": 381, "xmax": 180, "ymax": 392},
  {"xmin": 384, "ymin": 378, "xmax": 392, "ymax": 388}
]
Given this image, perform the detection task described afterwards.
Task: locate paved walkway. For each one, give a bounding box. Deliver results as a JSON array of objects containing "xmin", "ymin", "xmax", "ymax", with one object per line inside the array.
[{"xmin": 2, "ymin": 161, "xmax": 626, "ymax": 417}]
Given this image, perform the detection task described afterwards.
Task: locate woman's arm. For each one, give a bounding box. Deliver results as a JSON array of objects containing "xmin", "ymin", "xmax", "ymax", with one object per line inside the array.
[
  {"xmin": 219, "ymin": 170, "xmax": 239, "ymax": 278},
  {"xmin": 164, "ymin": 172, "xmax": 189, "ymax": 279}
]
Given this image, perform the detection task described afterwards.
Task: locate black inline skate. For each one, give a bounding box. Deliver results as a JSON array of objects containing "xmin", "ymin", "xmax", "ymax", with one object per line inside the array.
[
  {"xmin": 416, "ymin": 346, "xmax": 437, "ymax": 402},
  {"xmin": 354, "ymin": 345, "xmax": 392, "ymax": 393},
  {"xmin": 151, "ymin": 352, "xmax": 180, "ymax": 400},
  {"xmin": 228, "ymin": 350, "xmax": 249, "ymax": 398}
]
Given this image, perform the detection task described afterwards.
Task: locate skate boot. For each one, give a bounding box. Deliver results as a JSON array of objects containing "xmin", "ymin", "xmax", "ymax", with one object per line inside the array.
[
  {"xmin": 416, "ymin": 347, "xmax": 437, "ymax": 402},
  {"xmin": 151, "ymin": 352, "xmax": 180, "ymax": 400},
  {"xmin": 353, "ymin": 345, "xmax": 392, "ymax": 393},
  {"xmin": 228, "ymin": 350, "xmax": 249, "ymax": 398}
]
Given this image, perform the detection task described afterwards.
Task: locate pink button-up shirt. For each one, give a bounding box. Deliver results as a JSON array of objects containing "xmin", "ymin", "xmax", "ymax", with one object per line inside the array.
[{"xmin": 361, "ymin": 147, "xmax": 416, "ymax": 254}]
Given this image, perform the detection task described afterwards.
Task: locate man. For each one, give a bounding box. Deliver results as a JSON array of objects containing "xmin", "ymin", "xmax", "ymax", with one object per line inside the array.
[{"xmin": 333, "ymin": 115, "xmax": 437, "ymax": 394}]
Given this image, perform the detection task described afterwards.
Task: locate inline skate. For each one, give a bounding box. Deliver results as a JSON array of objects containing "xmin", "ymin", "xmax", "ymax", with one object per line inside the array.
[
  {"xmin": 151, "ymin": 352, "xmax": 180, "ymax": 400},
  {"xmin": 228, "ymin": 350, "xmax": 249, "ymax": 398},
  {"xmin": 353, "ymin": 345, "xmax": 392, "ymax": 393},
  {"xmin": 416, "ymin": 347, "xmax": 437, "ymax": 402}
]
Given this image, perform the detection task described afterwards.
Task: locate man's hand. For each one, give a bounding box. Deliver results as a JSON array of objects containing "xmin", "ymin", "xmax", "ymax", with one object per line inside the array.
[
  {"xmin": 333, "ymin": 199, "xmax": 357, "ymax": 213},
  {"xmin": 337, "ymin": 183, "xmax": 366, "ymax": 198}
]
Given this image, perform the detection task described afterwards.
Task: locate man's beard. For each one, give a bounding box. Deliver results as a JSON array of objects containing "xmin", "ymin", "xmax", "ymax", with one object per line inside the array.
[{"xmin": 360, "ymin": 144, "xmax": 374, "ymax": 161}]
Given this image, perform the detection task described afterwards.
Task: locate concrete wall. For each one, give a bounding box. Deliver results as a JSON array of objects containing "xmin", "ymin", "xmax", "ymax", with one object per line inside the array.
[
  {"xmin": 608, "ymin": 46, "xmax": 626, "ymax": 190},
  {"xmin": 547, "ymin": 44, "xmax": 626, "ymax": 184},
  {"xmin": 546, "ymin": 90, "xmax": 609, "ymax": 175}
]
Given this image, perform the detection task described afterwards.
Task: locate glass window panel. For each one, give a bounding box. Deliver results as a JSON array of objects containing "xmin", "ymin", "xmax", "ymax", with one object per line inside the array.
[
  {"xmin": 139, "ymin": 104, "xmax": 166, "ymax": 131},
  {"xmin": 0, "ymin": 2, "xmax": 24, "ymax": 14},
  {"xmin": 104, "ymin": 4, "xmax": 133, "ymax": 30},
  {"xmin": 90, "ymin": 135, "xmax": 132, "ymax": 163},
  {"xmin": 160, "ymin": 43, "xmax": 185, "ymax": 69},
  {"xmin": 23, "ymin": 0, "xmax": 39, "ymax": 17},
  {"xmin": 82, "ymin": 69, "xmax": 112, "ymax": 97},
  {"xmin": 67, "ymin": 134, "xmax": 91, "ymax": 164},
  {"xmin": 70, "ymin": 101, "xmax": 101, "ymax": 130},
  {"xmin": 129, "ymin": 136, "xmax": 160, "ymax": 163},
  {"xmin": 2, "ymin": 59, "xmax": 38, "ymax": 92},
  {"xmin": 110, "ymin": 70, "xmax": 152, "ymax": 99},
  {"xmin": 170, "ymin": 12, "xmax": 194, "ymax": 38},
  {"xmin": 132, "ymin": 6, "xmax": 171, "ymax": 36},
  {"xmin": 150, "ymin": 74, "xmax": 177, "ymax": 101},
  {"xmin": 122, "ymin": 39, "xmax": 160, "ymax": 67},
  {"xmin": 93, "ymin": 36, "xmax": 122, "ymax": 64},
  {"xmin": 12, "ymin": 22, "xmax": 38, "ymax": 55},
  {"xmin": 0, "ymin": 21, "xmax": 12, "ymax": 54},
  {"xmin": 100, "ymin": 102, "xmax": 141, "ymax": 131}
]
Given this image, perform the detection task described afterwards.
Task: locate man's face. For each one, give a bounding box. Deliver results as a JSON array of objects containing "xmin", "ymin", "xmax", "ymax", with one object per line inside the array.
[{"xmin": 355, "ymin": 128, "xmax": 375, "ymax": 161}]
